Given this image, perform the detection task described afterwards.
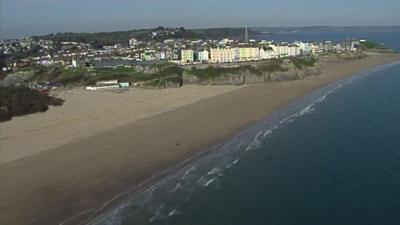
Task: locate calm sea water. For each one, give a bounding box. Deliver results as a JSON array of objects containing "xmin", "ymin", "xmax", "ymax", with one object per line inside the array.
[{"xmin": 93, "ymin": 30, "xmax": 400, "ymax": 225}]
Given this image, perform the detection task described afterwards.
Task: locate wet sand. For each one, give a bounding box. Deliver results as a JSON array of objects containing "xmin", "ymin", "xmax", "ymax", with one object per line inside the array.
[{"xmin": 1, "ymin": 53, "xmax": 400, "ymax": 225}]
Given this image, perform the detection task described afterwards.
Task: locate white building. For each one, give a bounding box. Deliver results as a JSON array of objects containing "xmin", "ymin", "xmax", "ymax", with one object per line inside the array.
[
  {"xmin": 296, "ymin": 42, "xmax": 311, "ymax": 55},
  {"xmin": 218, "ymin": 38, "xmax": 234, "ymax": 46},
  {"xmin": 198, "ymin": 49, "xmax": 209, "ymax": 62},
  {"xmin": 269, "ymin": 44, "xmax": 301, "ymax": 58},
  {"xmin": 288, "ymin": 45, "xmax": 301, "ymax": 57},
  {"xmin": 259, "ymin": 47, "xmax": 276, "ymax": 59},
  {"xmin": 71, "ymin": 58, "xmax": 78, "ymax": 68},
  {"xmin": 129, "ymin": 38, "xmax": 139, "ymax": 48}
]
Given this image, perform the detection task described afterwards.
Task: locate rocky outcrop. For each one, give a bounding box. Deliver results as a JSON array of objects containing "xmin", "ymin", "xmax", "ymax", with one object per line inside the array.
[
  {"xmin": 0, "ymin": 86, "xmax": 64, "ymax": 122},
  {"xmin": 182, "ymin": 64, "xmax": 321, "ymax": 86},
  {"xmin": 0, "ymin": 70, "xmax": 35, "ymax": 87}
]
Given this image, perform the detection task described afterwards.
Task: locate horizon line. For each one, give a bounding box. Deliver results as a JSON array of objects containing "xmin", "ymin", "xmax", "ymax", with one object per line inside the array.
[{"xmin": 2, "ymin": 24, "xmax": 400, "ymax": 40}]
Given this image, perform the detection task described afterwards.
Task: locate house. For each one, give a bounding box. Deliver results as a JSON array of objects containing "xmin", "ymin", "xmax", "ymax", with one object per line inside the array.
[
  {"xmin": 259, "ymin": 47, "xmax": 276, "ymax": 59},
  {"xmin": 181, "ymin": 49, "xmax": 194, "ymax": 64},
  {"xmin": 197, "ymin": 49, "xmax": 210, "ymax": 62},
  {"xmin": 238, "ymin": 47, "xmax": 259, "ymax": 61},
  {"xmin": 210, "ymin": 48, "xmax": 235, "ymax": 63}
]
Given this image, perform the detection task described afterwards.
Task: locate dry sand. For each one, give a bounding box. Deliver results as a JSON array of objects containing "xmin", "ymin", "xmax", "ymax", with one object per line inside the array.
[
  {"xmin": 1, "ymin": 85, "xmax": 242, "ymax": 164},
  {"xmin": 1, "ymin": 53, "xmax": 400, "ymax": 225}
]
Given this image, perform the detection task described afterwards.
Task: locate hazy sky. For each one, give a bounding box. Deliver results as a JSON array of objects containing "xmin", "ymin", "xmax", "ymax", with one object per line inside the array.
[{"xmin": 1, "ymin": 0, "xmax": 399, "ymax": 39}]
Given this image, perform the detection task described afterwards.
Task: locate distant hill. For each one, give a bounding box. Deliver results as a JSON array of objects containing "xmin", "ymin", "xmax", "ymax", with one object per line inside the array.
[
  {"xmin": 252, "ymin": 25, "xmax": 400, "ymax": 33},
  {"xmin": 33, "ymin": 27, "xmax": 260, "ymax": 47}
]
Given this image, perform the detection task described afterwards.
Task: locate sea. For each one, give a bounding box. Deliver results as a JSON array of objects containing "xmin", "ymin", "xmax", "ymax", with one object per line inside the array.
[{"xmin": 92, "ymin": 28, "xmax": 400, "ymax": 225}]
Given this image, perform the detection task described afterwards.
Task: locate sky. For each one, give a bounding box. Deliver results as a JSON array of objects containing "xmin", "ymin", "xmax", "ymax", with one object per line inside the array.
[{"xmin": 1, "ymin": 0, "xmax": 399, "ymax": 39}]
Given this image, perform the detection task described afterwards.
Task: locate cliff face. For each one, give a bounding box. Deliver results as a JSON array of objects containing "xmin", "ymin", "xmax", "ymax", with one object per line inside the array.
[{"xmin": 182, "ymin": 64, "xmax": 321, "ymax": 86}]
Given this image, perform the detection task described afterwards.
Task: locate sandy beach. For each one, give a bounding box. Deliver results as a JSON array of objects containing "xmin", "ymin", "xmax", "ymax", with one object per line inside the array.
[
  {"xmin": 1, "ymin": 85, "xmax": 242, "ymax": 164},
  {"xmin": 1, "ymin": 53, "xmax": 400, "ymax": 225}
]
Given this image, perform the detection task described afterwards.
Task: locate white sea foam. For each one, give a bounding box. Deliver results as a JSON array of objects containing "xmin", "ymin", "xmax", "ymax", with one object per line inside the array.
[
  {"xmin": 207, "ymin": 167, "xmax": 221, "ymax": 175},
  {"xmin": 204, "ymin": 178, "xmax": 216, "ymax": 187},
  {"xmin": 299, "ymin": 104, "xmax": 315, "ymax": 115},
  {"xmin": 149, "ymin": 204, "xmax": 166, "ymax": 222},
  {"xmin": 263, "ymin": 129, "xmax": 272, "ymax": 138},
  {"xmin": 168, "ymin": 209, "xmax": 180, "ymax": 217},
  {"xmin": 182, "ymin": 166, "xmax": 196, "ymax": 180},
  {"xmin": 171, "ymin": 182, "xmax": 182, "ymax": 193},
  {"xmin": 236, "ymin": 139, "xmax": 244, "ymax": 150}
]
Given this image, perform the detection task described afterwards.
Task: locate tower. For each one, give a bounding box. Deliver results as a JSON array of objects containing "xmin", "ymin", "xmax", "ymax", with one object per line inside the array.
[{"xmin": 244, "ymin": 26, "xmax": 249, "ymax": 43}]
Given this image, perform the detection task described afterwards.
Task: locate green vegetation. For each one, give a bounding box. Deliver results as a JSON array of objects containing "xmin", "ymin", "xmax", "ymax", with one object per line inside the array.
[
  {"xmin": 290, "ymin": 57, "xmax": 317, "ymax": 69},
  {"xmin": 187, "ymin": 60, "xmax": 288, "ymax": 81},
  {"xmin": 31, "ymin": 64, "xmax": 183, "ymax": 86},
  {"xmin": 191, "ymin": 27, "xmax": 260, "ymax": 39},
  {"xmin": 145, "ymin": 76, "xmax": 183, "ymax": 88},
  {"xmin": 0, "ymin": 86, "xmax": 64, "ymax": 122},
  {"xmin": 0, "ymin": 72, "xmax": 7, "ymax": 80},
  {"xmin": 35, "ymin": 27, "xmax": 260, "ymax": 47},
  {"xmin": 257, "ymin": 60, "xmax": 289, "ymax": 73},
  {"xmin": 359, "ymin": 41, "xmax": 388, "ymax": 50}
]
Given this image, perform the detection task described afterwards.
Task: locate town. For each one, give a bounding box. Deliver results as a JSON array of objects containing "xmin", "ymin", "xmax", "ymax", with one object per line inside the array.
[{"xmin": 1, "ymin": 27, "xmax": 363, "ymax": 74}]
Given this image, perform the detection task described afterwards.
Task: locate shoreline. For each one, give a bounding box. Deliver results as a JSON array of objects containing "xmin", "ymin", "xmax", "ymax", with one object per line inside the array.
[
  {"xmin": 1, "ymin": 53, "xmax": 400, "ymax": 225},
  {"xmin": 90, "ymin": 56, "xmax": 400, "ymax": 225}
]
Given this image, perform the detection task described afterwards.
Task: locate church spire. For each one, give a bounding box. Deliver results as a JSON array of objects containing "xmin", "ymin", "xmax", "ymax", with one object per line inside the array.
[{"xmin": 244, "ymin": 26, "xmax": 249, "ymax": 43}]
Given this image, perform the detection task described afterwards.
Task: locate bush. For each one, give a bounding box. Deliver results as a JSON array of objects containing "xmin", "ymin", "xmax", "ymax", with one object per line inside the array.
[
  {"xmin": 290, "ymin": 57, "xmax": 316, "ymax": 69},
  {"xmin": 0, "ymin": 86, "xmax": 64, "ymax": 122}
]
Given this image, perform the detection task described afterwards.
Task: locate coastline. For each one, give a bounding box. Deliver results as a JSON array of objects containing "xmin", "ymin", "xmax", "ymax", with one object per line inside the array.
[{"xmin": 1, "ymin": 53, "xmax": 400, "ymax": 225}]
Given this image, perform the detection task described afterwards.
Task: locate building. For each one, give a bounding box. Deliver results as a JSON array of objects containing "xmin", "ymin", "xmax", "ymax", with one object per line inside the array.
[
  {"xmin": 197, "ymin": 49, "xmax": 210, "ymax": 62},
  {"xmin": 238, "ymin": 47, "xmax": 259, "ymax": 61},
  {"xmin": 259, "ymin": 47, "xmax": 276, "ymax": 59},
  {"xmin": 71, "ymin": 58, "xmax": 80, "ymax": 68},
  {"xmin": 210, "ymin": 48, "xmax": 235, "ymax": 63},
  {"xmin": 86, "ymin": 80, "xmax": 130, "ymax": 91},
  {"xmin": 269, "ymin": 44, "xmax": 301, "ymax": 58},
  {"xmin": 129, "ymin": 38, "xmax": 139, "ymax": 48},
  {"xmin": 141, "ymin": 51, "xmax": 156, "ymax": 61},
  {"xmin": 296, "ymin": 42, "xmax": 311, "ymax": 55},
  {"xmin": 309, "ymin": 43, "xmax": 321, "ymax": 55},
  {"xmin": 288, "ymin": 44, "xmax": 301, "ymax": 57},
  {"xmin": 181, "ymin": 49, "xmax": 194, "ymax": 64},
  {"xmin": 218, "ymin": 39, "xmax": 233, "ymax": 46}
]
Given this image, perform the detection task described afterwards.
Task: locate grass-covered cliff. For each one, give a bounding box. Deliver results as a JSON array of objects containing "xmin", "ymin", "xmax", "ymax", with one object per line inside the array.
[
  {"xmin": 28, "ymin": 62, "xmax": 183, "ymax": 88},
  {"xmin": 183, "ymin": 58, "xmax": 320, "ymax": 85}
]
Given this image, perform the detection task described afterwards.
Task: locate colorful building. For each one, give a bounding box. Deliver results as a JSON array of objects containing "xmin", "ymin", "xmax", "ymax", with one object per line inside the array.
[
  {"xmin": 238, "ymin": 47, "xmax": 259, "ymax": 61},
  {"xmin": 210, "ymin": 48, "xmax": 235, "ymax": 63},
  {"xmin": 181, "ymin": 49, "xmax": 194, "ymax": 64}
]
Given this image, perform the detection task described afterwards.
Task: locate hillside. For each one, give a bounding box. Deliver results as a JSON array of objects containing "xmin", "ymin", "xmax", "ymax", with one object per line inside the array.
[{"xmin": 34, "ymin": 27, "xmax": 260, "ymax": 47}]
